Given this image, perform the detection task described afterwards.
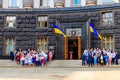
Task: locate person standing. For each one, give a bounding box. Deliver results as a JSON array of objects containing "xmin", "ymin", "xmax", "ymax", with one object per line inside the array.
[
  {"xmin": 49, "ymin": 51, "xmax": 53, "ymax": 61},
  {"xmin": 109, "ymin": 52, "xmax": 112, "ymax": 66},
  {"xmin": 10, "ymin": 51, "xmax": 14, "ymax": 61},
  {"xmin": 82, "ymin": 53, "xmax": 86, "ymax": 66},
  {"xmin": 88, "ymin": 52, "xmax": 93, "ymax": 67},
  {"xmin": 16, "ymin": 52, "xmax": 20, "ymax": 64},
  {"xmin": 112, "ymin": 51, "xmax": 116, "ymax": 65},
  {"xmin": 28, "ymin": 54, "xmax": 32, "ymax": 66},
  {"xmin": 20, "ymin": 53, "xmax": 25, "ymax": 66},
  {"xmin": 105, "ymin": 54, "xmax": 109, "ymax": 66},
  {"xmin": 41, "ymin": 56, "xmax": 44, "ymax": 67},
  {"xmin": 35, "ymin": 54, "xmax": 40, "ymax": 67},
  {"xmin": 115, "ymin": 51, "xmax": 119, "ymax": 65},
  {"xmin": 93, "ymin": 54, "xmax": 97, "ymax": 66}
]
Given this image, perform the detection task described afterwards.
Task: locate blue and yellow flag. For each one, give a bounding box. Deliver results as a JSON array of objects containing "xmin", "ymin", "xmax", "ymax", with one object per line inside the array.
[
  {"xmin": 89, "ymin": 22, "xmax": 103, "ymax": 40},
  {"xmin": 53, "ymin": 24, "xmax": 66, "ymax": 38},
  {"xmin": 89, "ymin": 22, "xmax": 98, "ymax": 37}
]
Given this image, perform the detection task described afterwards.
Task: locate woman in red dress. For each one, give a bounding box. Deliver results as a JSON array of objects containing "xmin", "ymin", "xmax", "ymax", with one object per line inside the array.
[
  {"xmin": 41, "ymin": 56, "xmax": 44, "ymax": 66},
  {"xmin": 16, "ymin": 52, "xmax": 21, "ymax": 64},
  {"xmin": 49, "ymin": 51, "xmax": 53, "ymax": 61}
]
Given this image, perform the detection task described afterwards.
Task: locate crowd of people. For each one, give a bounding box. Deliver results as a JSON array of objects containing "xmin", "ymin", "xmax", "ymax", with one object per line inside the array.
[
  {"xmin": 82, "ymin": 48, "xmax": 119, "ymax": 67},
  {"xmin": 10, "ymin": 48, "xmax": 119, "ymax": 67},
  {"xmin": 10, "ymin": 49, "xmax": 54, "ymax": 67}
]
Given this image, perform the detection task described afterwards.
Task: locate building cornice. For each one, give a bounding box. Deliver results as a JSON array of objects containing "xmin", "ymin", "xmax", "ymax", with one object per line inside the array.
[{"xmin": 0, "ymin": 3, "xmax": 120, "ymax": 14}]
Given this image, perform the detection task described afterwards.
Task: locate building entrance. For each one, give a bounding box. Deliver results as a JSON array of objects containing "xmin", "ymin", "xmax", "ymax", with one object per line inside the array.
[{"xmin": 64, "ymin": 36, "xmax": 81, "ymax": 60}]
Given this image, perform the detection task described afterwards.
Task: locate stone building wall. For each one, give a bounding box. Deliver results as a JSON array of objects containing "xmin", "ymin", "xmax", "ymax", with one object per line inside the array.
[{"xmin": 0, "ymin": 4, "xmax": 120, "ymax": 59}]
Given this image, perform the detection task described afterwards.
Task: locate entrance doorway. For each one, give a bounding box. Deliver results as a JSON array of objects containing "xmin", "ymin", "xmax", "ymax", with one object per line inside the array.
[
  {"xmin": 68, "ymin": 39, "xmax": 78, "ymax": 59},
  {"xmin": 64, "ymin": 36, "xmax": 81, "ymax": 60}
]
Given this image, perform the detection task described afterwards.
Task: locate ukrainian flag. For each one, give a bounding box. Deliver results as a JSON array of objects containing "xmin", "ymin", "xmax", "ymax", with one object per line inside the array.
[
  {"xmin": 89, "ymin": 22, "xmax": 103, "ymax": 40},
  {"xmin": 53, "ymin": 24, "xmax": 66, "ymax": 38}
]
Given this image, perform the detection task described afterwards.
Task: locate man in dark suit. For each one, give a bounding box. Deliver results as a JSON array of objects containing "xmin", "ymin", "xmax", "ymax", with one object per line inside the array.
[{"xmin": 10, "ymin": 51, "xmax": 14, "ymax": 61}]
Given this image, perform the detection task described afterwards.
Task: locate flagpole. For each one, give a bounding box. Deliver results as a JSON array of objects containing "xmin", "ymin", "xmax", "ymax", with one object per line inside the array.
[{"xmin": 87, "ymin": 19, "xmax": 91, "ymax": 49}]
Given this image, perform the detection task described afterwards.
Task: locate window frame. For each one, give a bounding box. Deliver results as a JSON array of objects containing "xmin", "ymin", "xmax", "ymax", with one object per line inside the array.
[
  {"xmin": 9, "ymin": 0, "xmax": 18, "ymax": 7},
  {"xmin": 40, "ymin": 0, "xmax": 43, "ymax": 6},
  {"xmin": 71, "ymin": 0, "xmax": 81, "ymax": 6},
  {"xmin": 4, "ymin": 37, "xmax": 16, "ymax": 55},
  {"xmin": 6, "ymin": 16, "xmax": 16, "ymax": 28},
  {"xmin": 39, "ymin": 0, "xmax": 50, "ymax": 7},
  {"xmin": 36, "ymin": 37, "xmax": 48, "ymax": 51},
  {"xmin": 36, "ymin": 15, "xmax": 48, "ymax": 28},
  {"xmin": 12, "ymin": 0, "xmax": 17, "ymax": 7},
  {"xmin": 101, "ymin": 11, "xmax": 114, "ymax": 26},
  {"xmin": 102, "ymin": 35, "xmax": 114, "ymax": 49}
]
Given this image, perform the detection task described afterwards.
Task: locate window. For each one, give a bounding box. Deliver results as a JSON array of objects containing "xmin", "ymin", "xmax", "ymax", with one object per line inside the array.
[
  {"xmin": 102, "ymin": 0, "xmax": 114, "ymax": 4},
  {"xmin": 40, "ymin": 0, "xmax": 50, "ymax": 7},
  {"xmin": 4, "ymin": 38, "xmax": 15, "ymax": 55},
  {"xmin": 102, "ymin": 12, "xmax": 113, "ymax": 25},
  {"xmin": 37, "ymin": 16, "xmax": 47, "ymax": 27},
  {"xmin": 86, "ymin": 0, "xmax": 97, "ymax": 6},
  {"xmin": 73, "ymin": 0, "xmax": 80, "ymax": 4},
  {"xmin": 9, "ymin": 0, "xmax": 17, "ymax": 7},
  {"xmin": 6, "ymin": 16, "xmax": 16, "ymax": 28},
  {"xmin": 37, "ymin": 38, "xmax": 48, "ymax": 51},
  {"xmin": 102, "ymin": 35, "xmax": 114, "ymax": 49},
  {"xmin": 12, "ymin": 0, "xmax": 17, "ymax": 6},
  {"xmin": 54, "ymin": 0, "xmax": 65, "ymax": 8},
  {"xmin": 71, "ymin": 0, "xmax": 81, "ymax": 5},
  {"xmin": 40, "ymin": 0, "xmax": 43, "ymax": 6},
  {"xmin": 71, "ymin": 0, "xmax": 81, "ymax": 7}
]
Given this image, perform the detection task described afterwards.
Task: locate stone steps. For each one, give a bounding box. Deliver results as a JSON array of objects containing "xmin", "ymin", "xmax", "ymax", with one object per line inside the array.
[
  {"xmin": 46, "ymin": 60, "xmax": 82, "ymax": 68},
  {"xmin": 46, "ymin": 60, "xmax": 120, "ymax": 68},
  {"xmin": 0, "ymin": 60, "xmax": 120, "ymax": 68}
]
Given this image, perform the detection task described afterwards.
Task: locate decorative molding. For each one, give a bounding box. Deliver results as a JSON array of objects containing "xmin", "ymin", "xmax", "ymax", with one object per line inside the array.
[{"xmin": 66, "ymin": 28, "xmax": 81, "ymax": 36}]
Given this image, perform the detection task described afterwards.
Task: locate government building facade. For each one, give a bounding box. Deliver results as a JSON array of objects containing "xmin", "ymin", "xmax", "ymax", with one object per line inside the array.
[{"xmin": 0, "ymin": 0, "xmax": 120, "ymax": 59}]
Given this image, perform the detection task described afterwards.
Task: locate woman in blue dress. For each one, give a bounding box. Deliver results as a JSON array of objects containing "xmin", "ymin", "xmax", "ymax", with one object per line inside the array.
[
  {"xmin": 93, "ymin": 54, "xmax": 97, "ymax": 66},
  {"xmin": 28, "ymin": 55, "xmax": 32, "ymax": 66}
]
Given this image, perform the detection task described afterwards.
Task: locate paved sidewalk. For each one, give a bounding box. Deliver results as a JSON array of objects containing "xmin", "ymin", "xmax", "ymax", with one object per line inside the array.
[
  {"xmin": 0, "ymin": 68, "xmax": 120, "ymax": 80},
  {"xmin": 0, "ymin": 60, "xmax": 120, "ymax": 80},
  {"xmin": 0, "ymin": 78, "xmax": 39, "ymax": 80},
  {"xmin": 64, "ymin": 70, "xmax": 120, "ymax": 80}
]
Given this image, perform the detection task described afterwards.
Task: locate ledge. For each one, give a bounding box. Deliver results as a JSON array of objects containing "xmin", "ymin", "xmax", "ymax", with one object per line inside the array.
[{"xmin": 0, "ymin": 3, "xmax": 120, "ymax": 14}]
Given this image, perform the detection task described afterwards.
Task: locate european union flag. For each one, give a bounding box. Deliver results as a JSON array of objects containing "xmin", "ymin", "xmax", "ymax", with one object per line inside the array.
[{"xmin": 53, "ymin": 24, "xmax": 66, "ymax": 38}]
